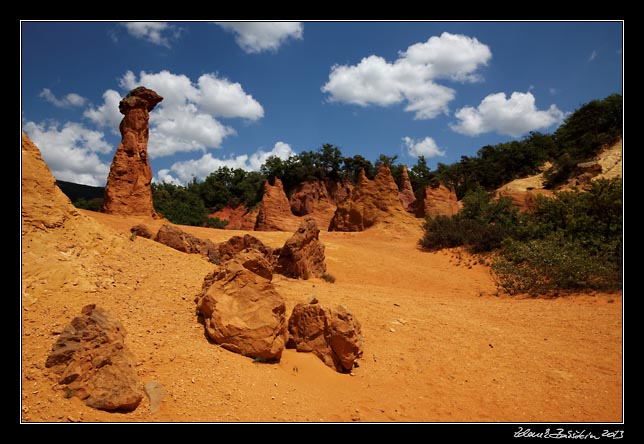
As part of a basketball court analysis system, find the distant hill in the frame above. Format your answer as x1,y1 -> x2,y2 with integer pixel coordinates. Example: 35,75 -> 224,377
56,180 -> 104,203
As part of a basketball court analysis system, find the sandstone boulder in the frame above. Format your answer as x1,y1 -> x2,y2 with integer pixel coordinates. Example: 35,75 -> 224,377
398,165 -> 416,211
130,224 -> 154,239
103,87 -> 163,216
413,184 -> 462,218
195,262 -> 288,361
329,165 -> 410,231
287,302 -> 363,373
154,224 -> 219,263
276,218 -> 326,279
218,234 -> 274,262
45,304 -> 143,412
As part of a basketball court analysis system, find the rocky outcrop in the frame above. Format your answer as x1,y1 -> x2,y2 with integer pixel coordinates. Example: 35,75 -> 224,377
276,218 -> 326,279
21,132 -> 80,232
45,304 -> 143,412
209,205 -> 259,231
414,184 -> 462,218
570,161 -> 603,188
290,181 -> 330,216
326,180 -> 353,205
195,261 -> 288,361
398,166 -> 416,211
287,301 -> 363,373
495,188 -> 554,213
329,165 -> 410,231
154,224 -> 219,263
255,178 -> 300,232
103,87 -> 163,216
289,180 -> 353,230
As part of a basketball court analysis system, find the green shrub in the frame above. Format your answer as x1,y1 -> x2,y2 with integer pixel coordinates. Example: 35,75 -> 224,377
73,197 -> 104,212
204,217 -> 229,229
491,234 -> 622,296
420,186 -> 528,253
419,215 -> 468,251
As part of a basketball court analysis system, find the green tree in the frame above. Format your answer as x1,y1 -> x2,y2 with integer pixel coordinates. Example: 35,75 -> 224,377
319,143 -> 344,182
409,156 -> 436,199
343,154 -> 375,182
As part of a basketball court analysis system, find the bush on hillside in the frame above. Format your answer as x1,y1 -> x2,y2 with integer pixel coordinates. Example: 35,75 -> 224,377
419,186 -> 528,253
491,234 -> 622,296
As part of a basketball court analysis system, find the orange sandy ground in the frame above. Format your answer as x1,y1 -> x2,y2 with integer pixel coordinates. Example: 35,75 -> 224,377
21,210 -> 622,424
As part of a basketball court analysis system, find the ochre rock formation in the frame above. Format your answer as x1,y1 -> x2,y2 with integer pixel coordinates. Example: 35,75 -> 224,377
209,205 -> 259,231
195,261 -> 288,361
289,180 -> 352,230
495,188 -> 554,213
255,178 -> 300,232
276,218 -> 326,279
413,184 -> 462,218
45,304 -> 143,412
398,165 -> 416,211
329,164 -> 410,231
103,87 -> 163,216
21,132 -> 80,232
287,301 -> 364,373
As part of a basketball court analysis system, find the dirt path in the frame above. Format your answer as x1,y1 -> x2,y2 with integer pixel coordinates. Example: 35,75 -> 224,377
21,211 -> 622,424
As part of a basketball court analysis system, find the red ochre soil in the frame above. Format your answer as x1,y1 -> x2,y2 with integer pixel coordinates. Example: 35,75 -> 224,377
21,209 -> 622,423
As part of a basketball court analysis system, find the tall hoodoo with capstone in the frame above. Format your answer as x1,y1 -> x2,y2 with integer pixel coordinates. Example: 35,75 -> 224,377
103,87 -> 163,216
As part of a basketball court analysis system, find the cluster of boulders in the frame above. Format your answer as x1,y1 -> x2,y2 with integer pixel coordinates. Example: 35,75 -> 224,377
192,217 -> 363,371
141,217 -> 328,279
45,217 -> 363,414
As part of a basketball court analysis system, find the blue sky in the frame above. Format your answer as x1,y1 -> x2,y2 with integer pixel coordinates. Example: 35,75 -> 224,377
21,21 -> 623,186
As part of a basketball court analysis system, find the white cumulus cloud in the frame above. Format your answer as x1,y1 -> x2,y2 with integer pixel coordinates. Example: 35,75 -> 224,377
402,136 -> 446,158
22,120 -> 112,186
215,22 -> 303,54
450,91 -> 565,138
84,69 -> 264,158
121,22 -> 182,48
83,89 -> 123,134
39,88 -> 87,108
196,74 -> 264,120
322,32 -> 491,120
158,141 -> 296,184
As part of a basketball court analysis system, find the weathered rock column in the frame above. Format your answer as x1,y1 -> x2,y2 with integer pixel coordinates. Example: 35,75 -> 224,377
103,87 -> 163,216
